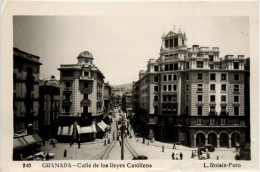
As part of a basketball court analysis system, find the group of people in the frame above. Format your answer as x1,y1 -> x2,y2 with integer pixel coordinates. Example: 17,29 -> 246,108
172,152 -> 183,160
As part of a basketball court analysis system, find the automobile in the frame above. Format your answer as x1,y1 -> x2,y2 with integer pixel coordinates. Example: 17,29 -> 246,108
132,155 -> 148,160
198,144 -> 215,153
205,144 -> 215,152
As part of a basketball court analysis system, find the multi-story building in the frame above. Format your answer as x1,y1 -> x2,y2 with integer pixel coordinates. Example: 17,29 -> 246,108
57,51 -> 105,141
13,48 -> 42,133
39,76 -> 60,140
104,82 -> 112,116
133,29 -> 249,148
122,92 -> 133,113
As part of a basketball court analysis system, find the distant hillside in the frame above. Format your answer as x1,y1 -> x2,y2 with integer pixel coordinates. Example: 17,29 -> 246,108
111,83 -> 132,91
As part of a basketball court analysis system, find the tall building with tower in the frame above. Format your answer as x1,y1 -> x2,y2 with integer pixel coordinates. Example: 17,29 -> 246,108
133,29 -> 249,148
58,51 -> 106,141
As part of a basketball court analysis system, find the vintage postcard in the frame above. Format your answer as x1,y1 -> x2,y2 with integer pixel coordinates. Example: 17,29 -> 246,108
1,1 -> 259,171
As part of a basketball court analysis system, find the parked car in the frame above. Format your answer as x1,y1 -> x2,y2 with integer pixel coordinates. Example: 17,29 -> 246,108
133,155 -> 148,160
198,144 -> 215,153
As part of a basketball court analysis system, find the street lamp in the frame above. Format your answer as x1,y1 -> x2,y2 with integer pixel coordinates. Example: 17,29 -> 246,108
121,115 -> 125,160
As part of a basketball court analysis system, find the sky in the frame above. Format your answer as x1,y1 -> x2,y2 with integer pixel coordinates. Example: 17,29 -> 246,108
13,16 -> 249,85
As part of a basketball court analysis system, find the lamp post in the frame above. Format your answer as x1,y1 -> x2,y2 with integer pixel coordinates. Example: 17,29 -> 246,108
121,115 -> 125,160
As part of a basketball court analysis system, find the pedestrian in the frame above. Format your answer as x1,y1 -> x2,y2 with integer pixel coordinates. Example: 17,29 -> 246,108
78,142 -> 81,149
171,152 -> 175,160
173,142 -> 176,149
53,141 -> 56,148
191,150 -> 194,158
104,139 -> 107,146
180,152 -> 183,160
162,145 -> 164,152
143,137 -> 145,144
43,140 -> 45,146
194,150 -> 197,157
236,142 -> 239,152
147,140 -> 149,146
64,149 -> 67,157
46,152 -> 50,160
108,138 -> 110,144
50,139 -> 53,145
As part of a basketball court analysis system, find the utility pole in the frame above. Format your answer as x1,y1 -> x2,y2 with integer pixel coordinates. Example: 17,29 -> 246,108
121,115 -> 125,160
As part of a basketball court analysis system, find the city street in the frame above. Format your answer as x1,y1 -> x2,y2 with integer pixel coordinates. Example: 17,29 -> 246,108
41,107 -> 237,160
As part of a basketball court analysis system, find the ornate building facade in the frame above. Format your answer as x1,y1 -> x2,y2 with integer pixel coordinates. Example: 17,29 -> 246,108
58,51 -> 105,141
133,30 -> 249,148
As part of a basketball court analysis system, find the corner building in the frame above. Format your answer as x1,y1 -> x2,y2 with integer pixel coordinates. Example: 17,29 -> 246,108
133,30 -> 249,148
58,51 -> 105,141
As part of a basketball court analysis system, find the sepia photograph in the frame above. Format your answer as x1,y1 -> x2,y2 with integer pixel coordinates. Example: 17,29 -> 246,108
1,1 -> 259,171
12,15 -> 251,161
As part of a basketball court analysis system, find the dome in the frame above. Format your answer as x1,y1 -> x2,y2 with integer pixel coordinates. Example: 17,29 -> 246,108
77,51 -> 93,59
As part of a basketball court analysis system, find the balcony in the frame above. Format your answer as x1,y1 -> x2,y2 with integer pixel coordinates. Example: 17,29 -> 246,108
81,87 -> 92,93
208,111 -> 217,116
63,98 -> 72,104
220,111 -> 229,116
81,98 -> 91,106
79,76 -> 94,81
64,87 -> 72,92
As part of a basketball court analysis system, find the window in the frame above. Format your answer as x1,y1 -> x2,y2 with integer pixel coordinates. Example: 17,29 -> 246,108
210,106 -> 215,112
197,61 -> 203,68
163,95 -> 167,101
221,73 -> 227,80
198,95 -> 203,102
173,85 -> 177,91
209,118 -> 215,125
234,85 -> 239,92
197,118 -> 202,124
186,74 -> 189,80
163,75 -> 167,81
210,73 -> 216,80
153,85 -> 158,92
169,39 -> 173,47
197,84 -> 203,91
84,82 -> 88,88
84,93 -> 88,99
168,85 -> 172,91
234,119 -> 239,124
165,40 -> 169,48
163,85 -> 167,91
221,84 -> 227,91
173,75 -> 177,80
154,76 -> 159,82
197,106 -> 202,116
198,73 -> 203,80
186,85 -> 189,91
154,66 -> 159,72
165,65 -> 169,71
221,95 -> 226,102
234,74 -> 239,81
210,84 -> 215,91
174,54 -> 178,59
186,95 -> 189,102
65,93 -> 70,99
84,71 -> 89,76
66,81 -> 71,88
234,96 -> 239,102
185,106 -> 189,115
234,106 -> 239,116
168,75 -> 172,81
234,62 -> 239,69
169,64 -> 173,71
220,118 -> 226,125
210,95 -> 215,102
174,64 -> 178,70
174,38 -> 178,46
173,95 -> 177,101
186,62 -> 190,69
154,96 -> 158,102
209,55 -> 214,61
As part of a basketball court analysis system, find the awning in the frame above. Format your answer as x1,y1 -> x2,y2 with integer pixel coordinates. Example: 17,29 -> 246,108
57,126 -> 73,136
80,125 -> 97,134
100,120 -> 108,129
13,137 -> 27,151
13,134 -> 42,151
96,123 -> 105,132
